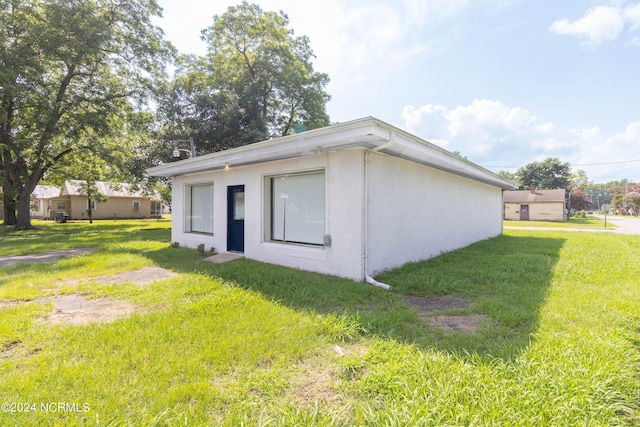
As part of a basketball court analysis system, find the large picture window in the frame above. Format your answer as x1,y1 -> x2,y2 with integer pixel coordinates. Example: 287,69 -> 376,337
269,171 -> 324,245
185,183 -> 213,234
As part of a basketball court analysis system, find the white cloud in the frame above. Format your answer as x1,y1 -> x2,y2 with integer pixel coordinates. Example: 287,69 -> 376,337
607,121 -> 640,145
627,36 -> 640,45
569,126 -> 601,142
400,99 -> 640,182
445,99 -> 537,138
624,3 -> 640,30
550,3 -> 640,46
571,122 -> 640,180
550,5 -> 625,45
401,99 -> 564,162
269,0 -> 513,89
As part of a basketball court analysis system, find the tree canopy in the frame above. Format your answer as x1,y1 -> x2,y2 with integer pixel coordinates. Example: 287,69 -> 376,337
568,186 -> 594,212
515,157 -> 572,190
0,0 -> 173,229
157,1 -> 331,154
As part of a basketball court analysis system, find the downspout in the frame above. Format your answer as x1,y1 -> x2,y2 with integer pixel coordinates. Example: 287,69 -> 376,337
366,275 -> 392,291
363,134 -> 394,291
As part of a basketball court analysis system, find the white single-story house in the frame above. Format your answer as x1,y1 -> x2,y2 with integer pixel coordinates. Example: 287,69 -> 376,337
147,117 -> 515,282
503,187 -> 568,221
30,185 -> 60,218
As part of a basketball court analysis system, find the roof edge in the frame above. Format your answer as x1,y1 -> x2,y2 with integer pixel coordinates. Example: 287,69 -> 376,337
147,116 -> 515,190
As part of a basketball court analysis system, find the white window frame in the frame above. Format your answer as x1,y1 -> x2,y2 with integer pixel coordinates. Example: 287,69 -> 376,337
185,183 -> 214,235
264,170 -> 325,246
132,200 -> 140,211
88,200 -> 97,210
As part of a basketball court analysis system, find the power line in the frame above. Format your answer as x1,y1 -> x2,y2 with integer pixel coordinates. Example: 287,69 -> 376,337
572,159 -> 640,167
483,159 -> 640,169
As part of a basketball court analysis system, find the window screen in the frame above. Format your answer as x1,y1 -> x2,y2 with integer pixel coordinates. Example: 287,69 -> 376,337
271,171 -> 324,245
186,183 -> 213,234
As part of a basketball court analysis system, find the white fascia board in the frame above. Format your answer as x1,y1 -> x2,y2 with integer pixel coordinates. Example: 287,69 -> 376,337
146,116 -> 515,190
146,117 -> 388,178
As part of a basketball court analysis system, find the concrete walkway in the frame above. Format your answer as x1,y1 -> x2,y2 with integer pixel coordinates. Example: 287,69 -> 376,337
204,252 -> 245,264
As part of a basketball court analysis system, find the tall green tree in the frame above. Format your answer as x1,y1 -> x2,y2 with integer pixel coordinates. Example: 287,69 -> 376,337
515,157 -> 571,190
158,1 -> 331,153
0,0 -> 172,229
570,169 -> 591,190
497,170 -> 518,186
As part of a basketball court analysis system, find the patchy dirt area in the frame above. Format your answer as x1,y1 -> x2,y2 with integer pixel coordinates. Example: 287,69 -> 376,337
0,301 -> 20,310
429,314 -> 488,333
1,261 -> 179,325
63,266 -> 179,287
0,248 -> 95,267
37,266 -> 179,324
96,266 -> 179,286
34,295 -> 136,325
1,341 -> 23,359
291,343 -> 368,410
403,295 -> 486,333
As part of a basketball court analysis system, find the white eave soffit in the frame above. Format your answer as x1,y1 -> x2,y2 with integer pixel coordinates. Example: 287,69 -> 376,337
146,117 -> 514,189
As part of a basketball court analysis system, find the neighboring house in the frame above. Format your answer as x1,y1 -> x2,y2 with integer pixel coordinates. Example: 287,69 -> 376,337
503,187 -> 568,221
47,180 -> 162,220
147,117 -> 515,282
30,185 -> 61,219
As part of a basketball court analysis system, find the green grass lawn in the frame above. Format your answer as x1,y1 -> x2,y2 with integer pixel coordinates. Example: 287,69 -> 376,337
504,216 -> 612,228
1,220 -> 639,426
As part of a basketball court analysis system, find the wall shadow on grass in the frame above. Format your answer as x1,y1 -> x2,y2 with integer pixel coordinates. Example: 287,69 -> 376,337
0,220 -> 170,257
141,233 -> 565,361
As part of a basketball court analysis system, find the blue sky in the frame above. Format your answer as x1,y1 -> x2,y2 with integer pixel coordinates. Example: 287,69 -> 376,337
155,0 -> 640,183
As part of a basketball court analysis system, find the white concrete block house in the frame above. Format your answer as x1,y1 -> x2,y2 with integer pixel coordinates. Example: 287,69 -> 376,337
147,117 -> 514,282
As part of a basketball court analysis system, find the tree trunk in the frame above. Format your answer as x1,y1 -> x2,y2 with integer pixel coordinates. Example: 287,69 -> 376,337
87,198 -> 93,224
2,190 -> 16,226
3,205 -> 16,226
14,178 -> 39,230
15,191 -> 33,230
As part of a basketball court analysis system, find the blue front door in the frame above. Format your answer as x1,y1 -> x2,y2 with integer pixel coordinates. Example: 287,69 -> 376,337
227,185 -> 245,252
